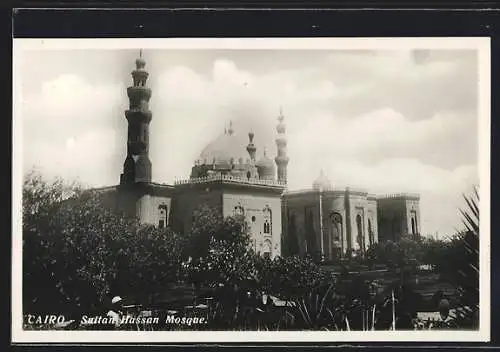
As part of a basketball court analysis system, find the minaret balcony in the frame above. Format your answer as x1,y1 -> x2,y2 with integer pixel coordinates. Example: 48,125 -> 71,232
127,86 -> 152,101
125,109 -> 152,123
275,138 -> 287,147
275,155 -> 289,164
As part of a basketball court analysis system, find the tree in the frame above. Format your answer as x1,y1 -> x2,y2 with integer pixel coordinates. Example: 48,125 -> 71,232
23,170 -> 187,320
183,205 -> 253,287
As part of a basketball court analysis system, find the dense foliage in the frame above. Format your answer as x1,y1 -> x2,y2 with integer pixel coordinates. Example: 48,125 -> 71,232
22,170 -> 479,331
23,171 -> 186,317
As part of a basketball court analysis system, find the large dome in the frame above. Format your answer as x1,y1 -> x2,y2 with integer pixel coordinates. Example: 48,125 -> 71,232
197,130 -> 250,166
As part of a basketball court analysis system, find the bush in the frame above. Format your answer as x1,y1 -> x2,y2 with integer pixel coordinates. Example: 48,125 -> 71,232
23,171 -> 187,318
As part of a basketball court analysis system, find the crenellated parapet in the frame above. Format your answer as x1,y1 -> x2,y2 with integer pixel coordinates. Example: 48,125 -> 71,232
377,193 -> 420,200
174,174 -> 287,187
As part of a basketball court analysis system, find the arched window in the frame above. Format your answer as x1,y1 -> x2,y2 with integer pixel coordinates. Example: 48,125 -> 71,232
158,204 -> 168,229
368,219 -> 374,246
288,213 -> 299,255
234,205 -> 244,217
356,214 -> 363,250
411,218 -> 416,235
263,206 -> 272,235
330,213 -> 343,260
263,239 -> 272,259
331,213 -> 342,241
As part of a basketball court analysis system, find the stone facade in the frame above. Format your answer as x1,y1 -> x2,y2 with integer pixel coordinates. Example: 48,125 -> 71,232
282,188 -> 419,259
377,194 -> 421,242
283,188 -> 378,259
93,53 -> 421,261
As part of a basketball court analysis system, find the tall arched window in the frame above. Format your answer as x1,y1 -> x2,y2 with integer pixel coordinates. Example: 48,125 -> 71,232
263,206 -> 272,235
356,214 -> 363,250
158,204 -> 168,229
368,219 -> 374,246
330,213 -> 343,260
410,210 -> 418,236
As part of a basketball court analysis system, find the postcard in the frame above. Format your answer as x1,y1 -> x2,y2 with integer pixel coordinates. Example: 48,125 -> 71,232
12,37 -> 490,343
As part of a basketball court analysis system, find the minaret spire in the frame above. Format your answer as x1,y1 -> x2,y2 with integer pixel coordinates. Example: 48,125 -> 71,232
275,107 -> 289,184
120,50 -> 153,185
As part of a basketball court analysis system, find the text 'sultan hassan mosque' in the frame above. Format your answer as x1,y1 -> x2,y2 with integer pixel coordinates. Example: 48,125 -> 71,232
97,53 -> 421,260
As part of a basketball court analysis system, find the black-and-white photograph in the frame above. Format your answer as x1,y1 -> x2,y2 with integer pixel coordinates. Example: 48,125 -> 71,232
12,38 -> 490,343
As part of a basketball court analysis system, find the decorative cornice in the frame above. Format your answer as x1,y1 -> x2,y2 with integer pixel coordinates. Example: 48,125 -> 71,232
377,193 -> 420,200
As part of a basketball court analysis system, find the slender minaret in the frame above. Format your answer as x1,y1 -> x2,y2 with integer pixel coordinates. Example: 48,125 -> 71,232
275,107 -> 289,184
120,50 -> 153,185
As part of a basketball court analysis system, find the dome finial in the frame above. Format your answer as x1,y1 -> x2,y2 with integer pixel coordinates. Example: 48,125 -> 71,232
228,120 -> 234,135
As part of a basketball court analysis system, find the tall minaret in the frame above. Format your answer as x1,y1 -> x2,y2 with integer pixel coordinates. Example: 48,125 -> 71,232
120,50 -> 153,185
275,107 -> 289,184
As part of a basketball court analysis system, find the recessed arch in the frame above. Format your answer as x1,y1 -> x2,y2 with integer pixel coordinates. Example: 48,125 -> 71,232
368,218 -> 374,246
329,212 -> 343,260
356,214 -> 363,250
158,203 -> 168,229
263,205 -> 272,235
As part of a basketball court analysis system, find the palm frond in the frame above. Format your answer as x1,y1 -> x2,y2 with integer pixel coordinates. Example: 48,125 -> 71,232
448,185 -> 480,329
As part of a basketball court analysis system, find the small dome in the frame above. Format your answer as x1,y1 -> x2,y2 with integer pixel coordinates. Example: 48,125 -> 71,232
256,151 -> 276,180
313,170 -> 332,190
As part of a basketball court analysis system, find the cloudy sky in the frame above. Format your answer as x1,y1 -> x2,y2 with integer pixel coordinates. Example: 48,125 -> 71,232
16,44 -> 481,237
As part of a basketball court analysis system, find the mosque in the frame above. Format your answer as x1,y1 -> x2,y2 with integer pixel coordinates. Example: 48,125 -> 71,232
97,53 -> 421,261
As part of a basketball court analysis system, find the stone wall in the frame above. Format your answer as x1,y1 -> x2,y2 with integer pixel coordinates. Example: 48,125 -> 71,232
170,186 -> 224,235
377,197 -> 411,241
222,191 -> 282,259
282,189 -> 379,258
